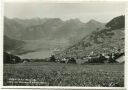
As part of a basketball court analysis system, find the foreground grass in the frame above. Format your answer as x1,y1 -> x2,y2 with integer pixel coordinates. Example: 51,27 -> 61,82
3,62 -> 124,86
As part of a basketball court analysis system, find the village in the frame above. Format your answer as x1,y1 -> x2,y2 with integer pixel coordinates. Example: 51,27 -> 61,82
4,47 -> 124,64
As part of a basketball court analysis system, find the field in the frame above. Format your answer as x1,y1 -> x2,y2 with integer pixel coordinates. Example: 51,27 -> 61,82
3,62 -> 124,87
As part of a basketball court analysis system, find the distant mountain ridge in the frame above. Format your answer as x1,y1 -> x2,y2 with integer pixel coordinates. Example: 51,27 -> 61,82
4,17 -> 105,40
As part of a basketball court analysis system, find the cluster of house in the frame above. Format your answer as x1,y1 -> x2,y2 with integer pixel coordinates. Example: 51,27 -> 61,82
54,49 -> 124,64
55,57 -> 76,64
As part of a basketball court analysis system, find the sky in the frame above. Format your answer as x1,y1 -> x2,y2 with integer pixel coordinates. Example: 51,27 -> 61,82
4,1 -> 126,23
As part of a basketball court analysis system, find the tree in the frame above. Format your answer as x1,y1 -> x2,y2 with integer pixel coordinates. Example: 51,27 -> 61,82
98,54 -> 106,63
108,53 -> 116,63
4,52 -> 21,64
67,57 -> 76,64
50,55 -> 56,62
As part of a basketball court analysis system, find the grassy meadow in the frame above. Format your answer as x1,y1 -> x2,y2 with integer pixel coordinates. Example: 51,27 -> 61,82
3,62 -> 124,87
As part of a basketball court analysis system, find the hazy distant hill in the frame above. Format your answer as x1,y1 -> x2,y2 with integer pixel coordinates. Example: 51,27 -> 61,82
4,35 -> 25,54
4,17 -> 49,40
4,35 -> 48,56
55,15 -> 125,59
4,17 -> 105,58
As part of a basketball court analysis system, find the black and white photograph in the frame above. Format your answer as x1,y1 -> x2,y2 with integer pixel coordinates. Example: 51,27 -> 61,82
3,1 -> 125,87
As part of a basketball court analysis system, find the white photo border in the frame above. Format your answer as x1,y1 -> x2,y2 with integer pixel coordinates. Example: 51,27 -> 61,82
0,0 -> 128,89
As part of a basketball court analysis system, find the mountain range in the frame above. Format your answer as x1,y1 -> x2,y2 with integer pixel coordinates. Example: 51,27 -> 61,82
4,17 -> 105,59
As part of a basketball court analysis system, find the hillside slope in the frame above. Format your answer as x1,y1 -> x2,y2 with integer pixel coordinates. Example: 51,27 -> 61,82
55,15 -> 125,59
4,35 -> 25,54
